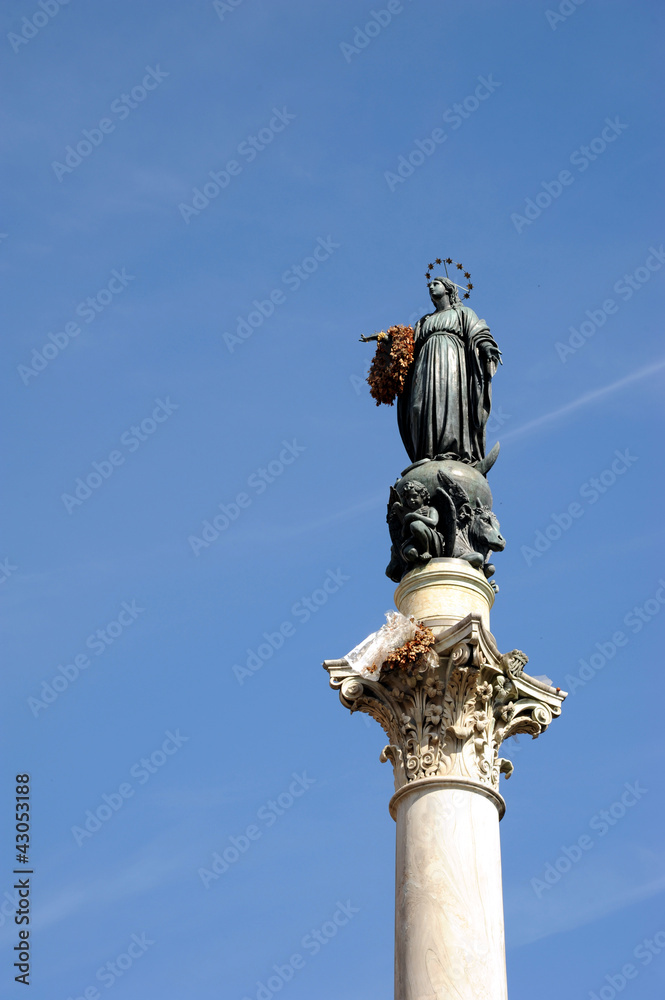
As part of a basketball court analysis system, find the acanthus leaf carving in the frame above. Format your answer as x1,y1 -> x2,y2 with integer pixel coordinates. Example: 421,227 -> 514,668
324,615 -> 565,793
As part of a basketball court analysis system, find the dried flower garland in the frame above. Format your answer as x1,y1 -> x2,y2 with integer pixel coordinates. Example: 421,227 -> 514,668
381,622 -> 437,674
366,324 -> 415,406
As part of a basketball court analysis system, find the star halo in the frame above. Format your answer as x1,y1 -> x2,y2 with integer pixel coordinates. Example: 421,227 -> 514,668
425,257 -> 473,299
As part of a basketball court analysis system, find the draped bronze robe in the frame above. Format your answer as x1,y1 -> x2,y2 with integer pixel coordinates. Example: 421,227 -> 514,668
397,306 -> 499,464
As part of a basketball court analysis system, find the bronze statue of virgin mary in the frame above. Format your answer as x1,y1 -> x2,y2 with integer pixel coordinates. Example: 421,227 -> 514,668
397,276 -> 501,467
362,267 -> 506,583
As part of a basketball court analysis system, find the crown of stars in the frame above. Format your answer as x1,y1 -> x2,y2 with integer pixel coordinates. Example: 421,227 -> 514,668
425,257 -> 473,299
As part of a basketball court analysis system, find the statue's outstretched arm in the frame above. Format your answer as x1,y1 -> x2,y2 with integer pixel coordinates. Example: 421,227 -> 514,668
359,330 -> 390,343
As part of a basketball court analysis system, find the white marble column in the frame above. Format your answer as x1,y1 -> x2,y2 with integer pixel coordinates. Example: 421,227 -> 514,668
392,779 -> 507,1000
324,558 -> 565,1000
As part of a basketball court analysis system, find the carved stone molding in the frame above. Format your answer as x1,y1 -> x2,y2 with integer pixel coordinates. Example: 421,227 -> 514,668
324,613 -> 565,795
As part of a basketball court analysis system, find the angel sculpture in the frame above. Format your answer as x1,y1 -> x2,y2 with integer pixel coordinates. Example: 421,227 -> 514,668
386,481 -> 446,581
386,471 -> 505,583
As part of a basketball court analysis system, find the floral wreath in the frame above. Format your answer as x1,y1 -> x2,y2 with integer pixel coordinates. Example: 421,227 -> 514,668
425,257 -> 473,300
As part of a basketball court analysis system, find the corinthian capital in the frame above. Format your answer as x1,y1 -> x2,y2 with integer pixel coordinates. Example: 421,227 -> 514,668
324,613 -> 565,795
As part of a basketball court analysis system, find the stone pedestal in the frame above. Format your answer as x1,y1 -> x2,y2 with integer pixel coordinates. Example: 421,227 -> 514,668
394,557 -> 495,632
324,558 -> 565,1000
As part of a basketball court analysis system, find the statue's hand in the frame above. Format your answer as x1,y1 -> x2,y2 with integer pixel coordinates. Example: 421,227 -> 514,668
359,330 -> 389,343
481,346 -> 502,376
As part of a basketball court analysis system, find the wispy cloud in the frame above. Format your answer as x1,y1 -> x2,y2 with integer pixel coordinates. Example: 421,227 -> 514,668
13,830 -> 194,937
279,493 -> 385,537
503,357 -> 665,443
506,851 -> 665,949
0,837 -> 194,986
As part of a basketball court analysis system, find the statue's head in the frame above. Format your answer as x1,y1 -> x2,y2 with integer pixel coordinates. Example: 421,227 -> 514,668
401,481 -> 430,510
428,276 -> 461,307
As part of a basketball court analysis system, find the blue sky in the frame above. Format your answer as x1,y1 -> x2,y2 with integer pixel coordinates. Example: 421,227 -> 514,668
2,0 -> 664,997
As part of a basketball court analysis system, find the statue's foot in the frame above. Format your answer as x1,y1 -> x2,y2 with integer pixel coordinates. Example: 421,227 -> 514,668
417,550 -> 432,562
402,545 -> 418,562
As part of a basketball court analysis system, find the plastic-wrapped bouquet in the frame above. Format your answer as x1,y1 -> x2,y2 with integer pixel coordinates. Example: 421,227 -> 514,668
344,612 -> 437,679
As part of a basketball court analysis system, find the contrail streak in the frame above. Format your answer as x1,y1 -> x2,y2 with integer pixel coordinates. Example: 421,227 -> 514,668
502,357 -> 665,442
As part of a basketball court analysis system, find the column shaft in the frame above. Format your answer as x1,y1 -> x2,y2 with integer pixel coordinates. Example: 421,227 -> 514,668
393,782 -> 508,1000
